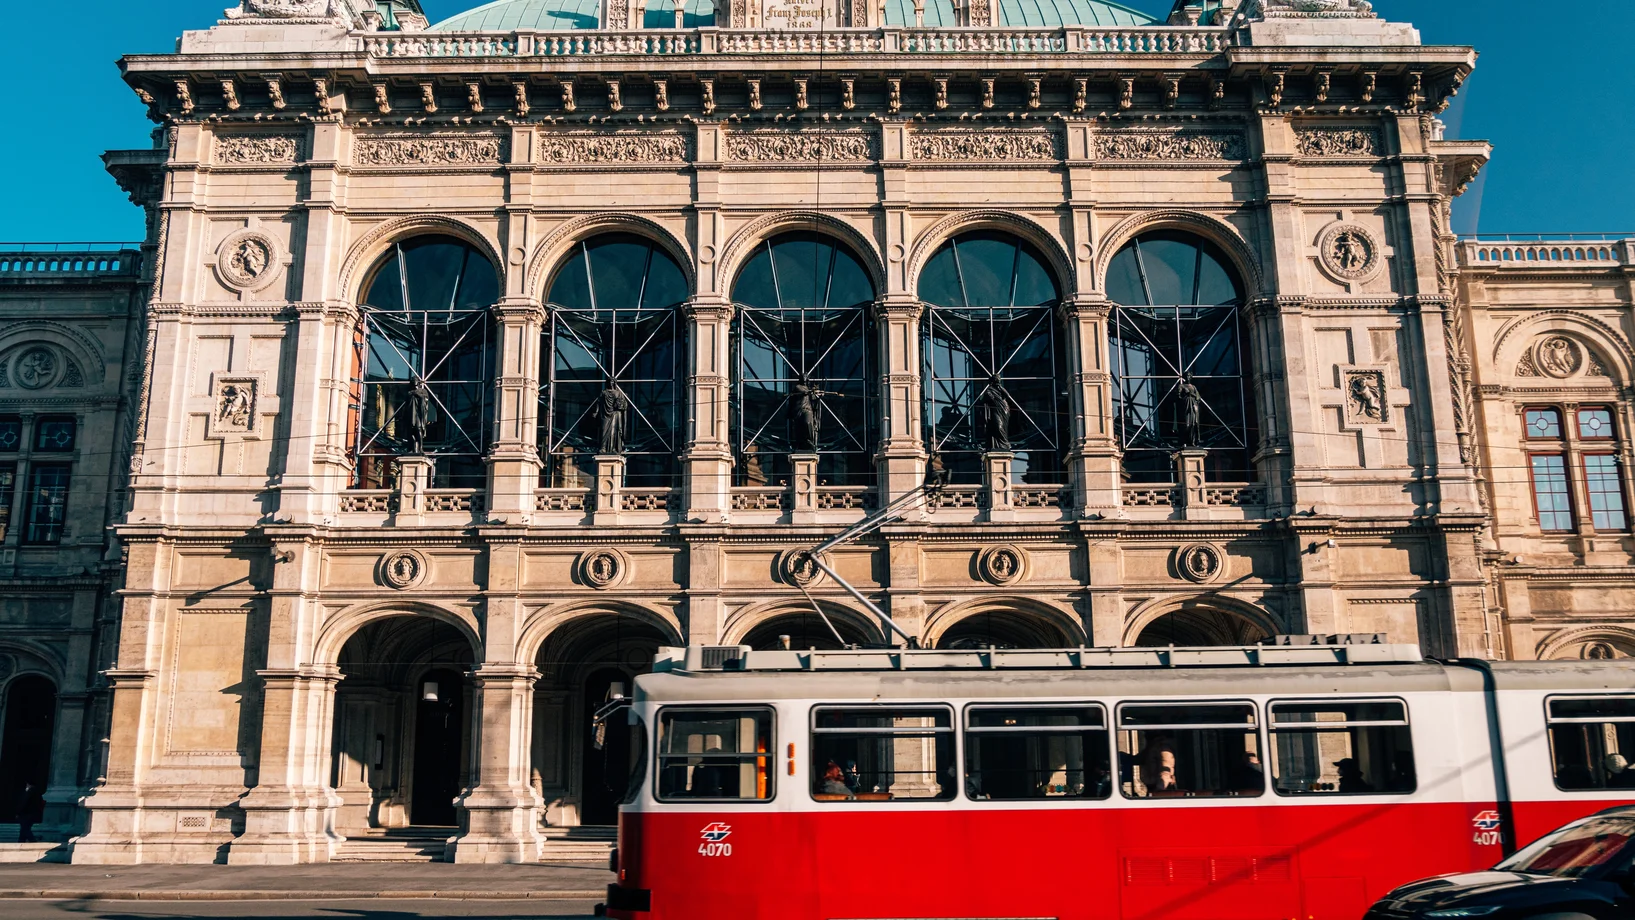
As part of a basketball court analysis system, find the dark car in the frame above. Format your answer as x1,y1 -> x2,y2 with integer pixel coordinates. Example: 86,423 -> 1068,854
1367,806 -> 1635,920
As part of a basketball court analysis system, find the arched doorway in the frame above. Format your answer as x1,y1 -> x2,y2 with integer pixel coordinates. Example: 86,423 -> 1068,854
1133,606 -> 1271,647
534,612 -> 675,826
330,617 -> 477,832
740,609 -> 880,651
934,608 -> 1076,650
0,675 -> 56,824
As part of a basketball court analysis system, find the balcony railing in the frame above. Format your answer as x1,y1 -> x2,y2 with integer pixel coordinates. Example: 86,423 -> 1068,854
0,243 -> 142,278
1459,237 -> 1631,267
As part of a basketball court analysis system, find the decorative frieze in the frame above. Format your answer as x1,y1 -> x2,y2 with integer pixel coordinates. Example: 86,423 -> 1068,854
910,130 -> 1057,161
214,134 -> 302,165
1095,130 -> 1245,161
354,133 -> 506,167
537,132 -> 689,164
726,130 -> 874,162
1295,127 -> 1380,157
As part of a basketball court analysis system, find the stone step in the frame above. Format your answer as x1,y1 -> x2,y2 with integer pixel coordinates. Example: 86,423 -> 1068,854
332,834 -> 450,863
0,842 -> 68,864
539,825 -> 616,863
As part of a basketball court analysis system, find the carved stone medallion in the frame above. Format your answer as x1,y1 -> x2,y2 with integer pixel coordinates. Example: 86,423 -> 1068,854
216,230 -> 282,292
1316,222 -> 1382,283
215,380 -> 256,432
1343,369 -> 1389,425
379,549 -> 430,590
580,548 -> 630,589
977,544 -> 1029,587
1176,543 -> 1224,584
1534,335 -> 1583,379
778,549 -> 828,588
13,347 -> 59,389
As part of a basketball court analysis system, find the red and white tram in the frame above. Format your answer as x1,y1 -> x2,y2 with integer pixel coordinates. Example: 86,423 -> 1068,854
597,644 -> 1635,920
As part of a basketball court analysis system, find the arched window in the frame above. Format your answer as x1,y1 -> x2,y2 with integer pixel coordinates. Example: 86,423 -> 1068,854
1107,231 -> 1255,483
352,236 -> 499,489
731,232 -> 878,487
920,231 -> 1065,483
542,234 -> 688,488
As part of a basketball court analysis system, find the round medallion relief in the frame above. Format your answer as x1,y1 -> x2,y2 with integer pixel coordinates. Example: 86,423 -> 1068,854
778,549 -> 828,588
1534,335 -> 1584,379
977,544 -> 1029,587
1316,223 -> 1382,283
580,548 -> 630,589
1176,543 -> 1225,584
216,230 -> 282,292
379,549 -> 430,590
13,347 -> 59,389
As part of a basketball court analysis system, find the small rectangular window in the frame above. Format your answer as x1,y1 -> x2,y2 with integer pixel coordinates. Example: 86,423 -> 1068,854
1546,696 -> 1635,793
1268,700 -> 1416,796
33,417 -> 77,452
23,464 -> 70,545
1578,407 -> 1616,440
1526,407 -> 1563,439
1531,454 -> 1575,531
965,705 -> 1112,801
812,706 -> 954,802
655,707 -> 774,802
1117,702 -> 1262,799
0,461 -> 15,540
0,417 -> 20,452
1583,455 -> 1628,531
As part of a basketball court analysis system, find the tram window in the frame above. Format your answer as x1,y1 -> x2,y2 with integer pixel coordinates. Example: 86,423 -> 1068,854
810,707 -> 955,802
965,706 -> 1112,801
1546,696 -> 1635,792
1268,700 -> 1415,796
655,708 -> 774,802
1116,703 -> 1263,799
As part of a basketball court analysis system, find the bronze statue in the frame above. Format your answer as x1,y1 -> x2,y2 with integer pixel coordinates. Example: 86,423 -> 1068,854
790,375 -> 836,452
980,376 -> 1012,452
1177,377 -> 1202,447
408,378 -> 434,454
595,383 -> 630,455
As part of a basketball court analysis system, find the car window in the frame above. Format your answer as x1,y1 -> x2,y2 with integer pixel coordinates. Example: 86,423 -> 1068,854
1545,695 -> 1635,792
1496,816 -> 1635,878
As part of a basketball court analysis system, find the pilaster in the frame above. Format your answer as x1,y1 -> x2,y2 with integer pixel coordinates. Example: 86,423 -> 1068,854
447,664 -> 545,864
488,300 -> 547,522
684,298 -> 734,522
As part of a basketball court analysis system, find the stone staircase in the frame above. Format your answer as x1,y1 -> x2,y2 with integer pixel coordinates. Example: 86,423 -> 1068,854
540,825 -> 616,863
332,828 -> 452,862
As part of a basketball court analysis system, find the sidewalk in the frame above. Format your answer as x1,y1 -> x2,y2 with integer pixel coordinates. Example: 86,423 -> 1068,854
0,862 -> 614,900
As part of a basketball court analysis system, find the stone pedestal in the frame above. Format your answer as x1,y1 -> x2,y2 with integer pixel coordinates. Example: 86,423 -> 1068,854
593,455 -> 625,526
983,452 -> 1015,522
790,453 -> 819,525
393,455 -> 434,526
1174,449 -> 1209,522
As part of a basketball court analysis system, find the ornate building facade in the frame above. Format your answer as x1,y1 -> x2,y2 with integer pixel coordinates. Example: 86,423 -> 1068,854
15,0 -> 1624,862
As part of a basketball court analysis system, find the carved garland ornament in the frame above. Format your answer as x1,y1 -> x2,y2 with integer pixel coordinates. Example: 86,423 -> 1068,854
1316,222 -> 1382,283
910,131 -> 1057,162
1295,127 -> 1380,158
1096,131 -> 1245,161
354,134 -> 505,167
215,229 -> 282,292
215,134 -> 302,166
977,544 -> 1029,587
1176,543 -> 1225,584
580,548 -> 630,589
379,549 -> 430,590
726,131 -> 874,162
537,133 -> 689,164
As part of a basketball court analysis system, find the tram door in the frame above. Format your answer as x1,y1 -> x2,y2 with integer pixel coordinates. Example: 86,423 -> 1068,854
411,669 -> 465,826
581,668 -> 631,826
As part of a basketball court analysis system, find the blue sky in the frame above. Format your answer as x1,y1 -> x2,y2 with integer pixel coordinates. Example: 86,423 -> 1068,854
2,0 -> 1629,242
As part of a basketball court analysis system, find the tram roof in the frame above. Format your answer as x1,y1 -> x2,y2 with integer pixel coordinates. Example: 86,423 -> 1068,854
657,644 -> 1429,674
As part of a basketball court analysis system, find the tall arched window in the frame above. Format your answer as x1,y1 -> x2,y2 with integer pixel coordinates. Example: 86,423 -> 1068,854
1107,231 -> 1255,482
731,232 -> 878,487
920,231 -> 1065,483
542,234 -> 688,488
352,235 -> 499,489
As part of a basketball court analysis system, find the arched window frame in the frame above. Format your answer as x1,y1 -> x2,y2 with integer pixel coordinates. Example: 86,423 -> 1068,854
350,235 -> 499,490
918,231 -> 1067,484
540,234 -> 689,489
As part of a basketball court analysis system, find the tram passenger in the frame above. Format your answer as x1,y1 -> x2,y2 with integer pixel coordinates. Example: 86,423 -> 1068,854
1336,758 -> 1373,794
1138,735 -> 1179,796
819,761 -> 854,798
1231,750 -> 1265,794
1606,754 -> 1635,789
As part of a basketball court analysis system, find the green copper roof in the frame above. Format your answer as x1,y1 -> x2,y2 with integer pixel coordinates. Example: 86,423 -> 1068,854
432,0 -> 1155,30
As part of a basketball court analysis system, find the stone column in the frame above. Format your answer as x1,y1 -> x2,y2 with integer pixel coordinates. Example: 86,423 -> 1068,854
448,664 -> 545,864
594,455 -> 626,525
983,452 -> 1015,522
227,667 -> 343,865
488,301 -> 546,523
1060,297 -> 1120,517
393,455 -> 434,525
790,453 -> 819,524
683,298 -> 734,522
876,298 -> 927,508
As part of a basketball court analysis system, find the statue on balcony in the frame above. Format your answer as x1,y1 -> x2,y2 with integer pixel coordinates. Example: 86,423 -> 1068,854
1178,377 -> 1203,448
980,376 -> 1012,452
595,383 -> 630,456
407,378 -> 435,455
790,375 -> 837,453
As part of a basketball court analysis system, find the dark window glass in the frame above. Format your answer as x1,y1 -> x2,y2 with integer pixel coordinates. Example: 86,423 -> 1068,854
1583,455 -> 1628,531
0,461 -> 15,540
1107,232 -> 1255,483
543,234 -> 687,489
1526,407 -> 1563,439
1117,703 -> 1262,799
1547,696 -> 1635,792
0,417 -> 20,452
23,463 -> 70,544
1531,454 -> 1575,531
1578,407 -> 1615,440
812,707 -> 955,802
1496,816 -> 1635,878
1268,701 -> 1416,795
731,233 -> 877,487
965,706 -> 1111,801
655,708 -> 773,802
352,236 -> 498,489
920,232 -> 1065,485
33,417 -> 76,452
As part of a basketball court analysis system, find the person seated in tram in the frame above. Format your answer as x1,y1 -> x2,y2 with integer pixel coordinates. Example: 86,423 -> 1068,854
1231,750 -> 1265,794
819,761 -> 854,799
695,744 -> 733,797
1605,753 -> 1635,789
1336,757 -> 1374,794
1138,736 -> 1180,796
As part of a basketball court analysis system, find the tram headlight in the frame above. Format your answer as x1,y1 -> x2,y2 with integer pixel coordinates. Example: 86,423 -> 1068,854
1424,908 -> 1501,918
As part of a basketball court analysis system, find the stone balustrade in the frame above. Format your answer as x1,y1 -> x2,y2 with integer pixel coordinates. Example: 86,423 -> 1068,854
1460,237 -> 1632,267
0,246 -> 141,278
